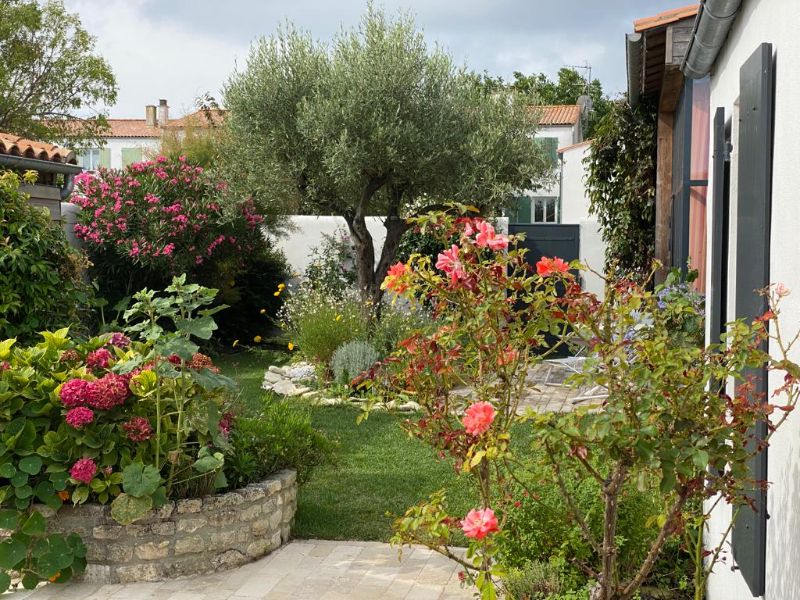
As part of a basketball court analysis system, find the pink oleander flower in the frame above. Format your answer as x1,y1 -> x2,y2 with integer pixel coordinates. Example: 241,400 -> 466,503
0,361 -> 9,372
461,508 -> 499,540
463,401 -> 495,436
106,332 -> 131,348
122,416 -> 153,442
536,256 -> 570,277
86,348 -> 112,370
382,262 -> 411,294
162,243 -> 175,257
65,406 -> 94,429
89,373 -> 130,410
70,458 -> 98,485
436,245 -> 466,283
475,221 -> 509,251
59,378 -> 100,408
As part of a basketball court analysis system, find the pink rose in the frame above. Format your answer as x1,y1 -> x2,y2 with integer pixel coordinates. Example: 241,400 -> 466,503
536,257 -> 570,277
461,507 -> 499,540
70,458 -> 98,485
775,283 -> 791,297
65,406 -> 94,429
475,221 -> 508,251
435,245 -> 466,283
463,401 -> 495,436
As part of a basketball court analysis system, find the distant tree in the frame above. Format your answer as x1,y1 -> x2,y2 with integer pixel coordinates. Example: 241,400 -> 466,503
476,68 -> 611,137
223,6 -> 552,305
0,0 -> 116,146
159,94 -> 224,169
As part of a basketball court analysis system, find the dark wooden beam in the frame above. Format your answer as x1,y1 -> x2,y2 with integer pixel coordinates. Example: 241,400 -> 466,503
654,110 -> 674,284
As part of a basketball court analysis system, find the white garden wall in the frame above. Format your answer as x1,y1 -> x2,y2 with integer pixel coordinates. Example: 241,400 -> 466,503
704,0 -> 800,598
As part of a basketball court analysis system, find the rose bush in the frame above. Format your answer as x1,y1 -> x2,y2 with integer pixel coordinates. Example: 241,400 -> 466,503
369,207 -> 800,600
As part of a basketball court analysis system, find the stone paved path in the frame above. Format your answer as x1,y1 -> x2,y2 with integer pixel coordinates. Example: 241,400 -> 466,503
12,540 -> 473,600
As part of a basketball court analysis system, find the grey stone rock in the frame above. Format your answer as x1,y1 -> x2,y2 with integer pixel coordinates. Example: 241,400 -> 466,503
176,517 -> 207,533
174,536 -> 205,555
135,540 -> 171,560
246,539 -> 271,558
176,498 -> 202,514
211,549 -> 247,570
263,370 -> 284,384
272,379 -> 298,396
268,365 -> 286,375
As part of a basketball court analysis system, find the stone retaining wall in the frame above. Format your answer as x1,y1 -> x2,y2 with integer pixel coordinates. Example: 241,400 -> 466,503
41,469 -> 297,583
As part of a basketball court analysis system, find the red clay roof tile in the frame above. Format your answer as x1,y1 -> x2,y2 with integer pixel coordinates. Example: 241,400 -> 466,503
634,4 -> 699,33
0,132 -> 77,164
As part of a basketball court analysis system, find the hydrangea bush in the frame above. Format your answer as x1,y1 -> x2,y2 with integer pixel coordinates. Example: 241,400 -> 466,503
370,207 -> 800,600
0,277 -> 238,591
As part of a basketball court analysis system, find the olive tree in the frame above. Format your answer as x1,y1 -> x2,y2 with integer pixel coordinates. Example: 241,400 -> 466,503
223,6 -> 551,304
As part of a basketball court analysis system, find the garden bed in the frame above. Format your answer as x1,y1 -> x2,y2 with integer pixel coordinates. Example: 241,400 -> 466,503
39,470 -> 297,584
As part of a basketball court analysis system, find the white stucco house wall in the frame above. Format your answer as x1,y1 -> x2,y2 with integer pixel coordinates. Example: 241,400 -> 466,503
698,1 -> 800,596
558,140 -> 606,297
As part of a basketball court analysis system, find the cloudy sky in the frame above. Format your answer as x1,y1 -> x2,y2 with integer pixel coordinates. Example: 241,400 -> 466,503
63,0 -> 679,119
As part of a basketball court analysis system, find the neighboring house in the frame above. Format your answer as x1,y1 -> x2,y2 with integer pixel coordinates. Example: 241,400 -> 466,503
627,1 -> 800,598
0,132 -> 81,222
508,104 -> 585,224
75,99 -> 224,170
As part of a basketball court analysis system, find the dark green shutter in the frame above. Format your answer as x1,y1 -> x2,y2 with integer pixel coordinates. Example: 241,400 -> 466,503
99,148 -> 111,168
537,137 -> 559,166
121,147 -> 143,167
709,107 -> 728,346
511,196 -> 531,224
731,42 -> 774,598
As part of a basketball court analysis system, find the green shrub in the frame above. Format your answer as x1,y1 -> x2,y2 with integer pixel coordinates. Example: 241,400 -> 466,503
0,170 -> 93,342
304,228 -> 357,297
370,302 -> 432,356
331,340 -> 380,385
279,283 -> 368,367
225,397 -> 333,488
501,561 -> 565,600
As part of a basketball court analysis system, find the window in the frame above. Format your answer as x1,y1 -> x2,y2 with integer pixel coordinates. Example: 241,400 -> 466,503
533,197 -> 559,223
79,149 -> 101,171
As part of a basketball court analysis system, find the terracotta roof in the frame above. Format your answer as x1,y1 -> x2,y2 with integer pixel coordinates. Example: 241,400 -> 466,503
104,119 -> 162,138
165,109 -> 226,129
557,139 -> 593,154
532,105 -> 582,126
0,132 -> 77,164
634,4 -> 699,32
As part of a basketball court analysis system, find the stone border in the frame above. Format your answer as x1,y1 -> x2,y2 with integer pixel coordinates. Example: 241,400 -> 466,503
40,469 -> 297,583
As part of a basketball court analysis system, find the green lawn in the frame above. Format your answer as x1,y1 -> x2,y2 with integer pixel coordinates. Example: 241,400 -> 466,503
215,350 -> 475,541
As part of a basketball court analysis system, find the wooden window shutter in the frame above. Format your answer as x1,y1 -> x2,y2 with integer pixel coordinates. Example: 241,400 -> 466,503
99,148 -> 111,168
536,137 -> 559,166
731,42 -> 774,597
121,147 -> 143,167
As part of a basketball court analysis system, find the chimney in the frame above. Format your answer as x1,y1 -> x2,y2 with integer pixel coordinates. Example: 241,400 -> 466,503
145,104 -> 157,127
157,99 -> 169,127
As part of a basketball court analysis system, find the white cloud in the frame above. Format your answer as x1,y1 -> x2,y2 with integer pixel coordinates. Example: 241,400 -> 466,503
63,0 -> 247,118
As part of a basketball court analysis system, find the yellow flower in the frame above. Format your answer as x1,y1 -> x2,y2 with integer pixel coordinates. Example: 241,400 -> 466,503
278,283 -> 286,290
260,308 -> 266,315
273,291 -> 281,297
232,339 -> 239,348
335,314 -> 343,322
253,335 -> 262,343
288,342 -> 295,351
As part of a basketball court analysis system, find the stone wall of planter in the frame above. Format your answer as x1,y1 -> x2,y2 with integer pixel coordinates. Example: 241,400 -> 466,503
39,469 -> 297,583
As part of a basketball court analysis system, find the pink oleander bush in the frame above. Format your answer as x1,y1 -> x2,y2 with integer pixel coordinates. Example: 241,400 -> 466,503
71,156 -> 288,340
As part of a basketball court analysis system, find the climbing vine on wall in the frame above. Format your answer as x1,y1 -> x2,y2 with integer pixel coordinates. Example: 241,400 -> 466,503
584,97 -> 657,280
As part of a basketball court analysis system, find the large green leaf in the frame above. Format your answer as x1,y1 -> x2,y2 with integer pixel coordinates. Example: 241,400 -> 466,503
0,538 -> 26,569
18,456 -> 42,475
20,512 -> 46,536
110,493 -> 152,525
0,509 -> 19,530
121,463 -> 161,498
0,571 -> 11,593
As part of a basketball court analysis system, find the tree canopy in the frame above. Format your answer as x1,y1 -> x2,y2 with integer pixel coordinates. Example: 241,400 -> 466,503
476,67 -> 612,137
223,6 -> 552,304
0,0 -> 116,147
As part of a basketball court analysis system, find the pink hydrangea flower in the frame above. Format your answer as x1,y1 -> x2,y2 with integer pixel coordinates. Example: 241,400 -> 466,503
219,412 -> 235,438
59,378 -> 100,408
463,401 -> 495,436
121,416 -> 153,442
435,245 -> 466,283
461,507 -> 499,540
89,373 -> 130,410
106,332 -> 131,348
70,458 -> 98,485
86,348 -> 112,370
65,406 -> 94,429
474,221 -> 509,251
